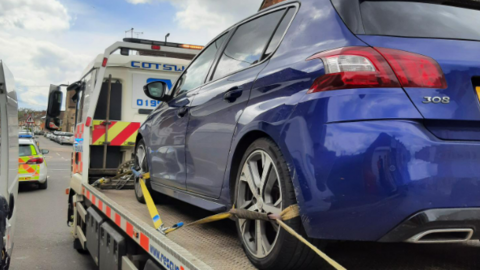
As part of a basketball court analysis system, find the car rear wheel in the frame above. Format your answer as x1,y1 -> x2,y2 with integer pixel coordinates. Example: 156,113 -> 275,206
39,179 -> 48,190
234,138 -> 323,270
134,139 -> 152,204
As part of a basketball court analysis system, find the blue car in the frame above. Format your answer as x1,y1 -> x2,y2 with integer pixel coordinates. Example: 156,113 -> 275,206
136,0 -> 480,269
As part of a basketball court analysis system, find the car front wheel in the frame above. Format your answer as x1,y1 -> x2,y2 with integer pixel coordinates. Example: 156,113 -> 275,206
234,138 -> 322,270
134,139 -> 154,204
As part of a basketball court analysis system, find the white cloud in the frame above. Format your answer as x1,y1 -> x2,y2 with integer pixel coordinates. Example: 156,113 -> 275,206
0,32 -> 90,109
126,0 -> 261,37
173,0 -> 260,36
0,0 -> 71,31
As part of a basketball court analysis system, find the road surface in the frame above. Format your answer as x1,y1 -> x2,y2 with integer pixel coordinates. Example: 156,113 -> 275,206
11,136 -> 96,270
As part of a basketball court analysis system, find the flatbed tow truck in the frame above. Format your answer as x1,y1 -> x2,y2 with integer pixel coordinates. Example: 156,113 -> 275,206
43,34 -> 480,270
45,39 -> 260,270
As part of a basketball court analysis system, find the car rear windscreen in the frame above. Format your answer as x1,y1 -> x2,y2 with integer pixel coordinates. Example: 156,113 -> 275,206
19,145 -> 33,156
359,1 -> 480,41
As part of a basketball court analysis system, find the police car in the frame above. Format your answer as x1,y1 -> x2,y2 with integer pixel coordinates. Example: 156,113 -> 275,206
18,137 -> 49,189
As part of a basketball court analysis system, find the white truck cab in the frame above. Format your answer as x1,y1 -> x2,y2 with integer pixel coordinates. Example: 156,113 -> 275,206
0,61 -> 19,270
45,39 -> 206,269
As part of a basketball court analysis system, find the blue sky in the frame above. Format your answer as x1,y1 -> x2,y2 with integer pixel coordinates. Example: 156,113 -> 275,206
0,0 -> 262,109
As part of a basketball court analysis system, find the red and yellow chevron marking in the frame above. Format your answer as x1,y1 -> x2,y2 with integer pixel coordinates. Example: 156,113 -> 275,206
91,120 -> 140,146
73,123 -> 85,175
18,155 -> 40,181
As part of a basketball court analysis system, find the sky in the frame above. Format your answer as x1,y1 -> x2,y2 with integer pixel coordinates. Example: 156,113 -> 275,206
0,0 -> 262,110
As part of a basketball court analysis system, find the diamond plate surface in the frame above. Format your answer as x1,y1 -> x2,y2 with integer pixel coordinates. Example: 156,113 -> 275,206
103,190 -> 256,270
104,190 -> 480,270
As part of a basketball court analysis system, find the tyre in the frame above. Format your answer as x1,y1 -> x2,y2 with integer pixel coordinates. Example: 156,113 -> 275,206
38,179 -> 48,190
134,139 -> 152,204
73,238 -> 88,255
234,138 -> 323,270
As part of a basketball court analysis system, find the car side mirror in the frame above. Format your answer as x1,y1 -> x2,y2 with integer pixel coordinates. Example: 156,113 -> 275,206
41,149 -> 49,155
143,81 -> 167,101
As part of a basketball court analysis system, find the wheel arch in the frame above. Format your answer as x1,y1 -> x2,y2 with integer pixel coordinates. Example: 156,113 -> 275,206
135,132 -> 143,147
228,130 -> 277,202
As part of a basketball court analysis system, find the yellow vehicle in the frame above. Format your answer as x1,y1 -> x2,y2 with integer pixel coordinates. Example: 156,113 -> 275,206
18,138 -> 49,189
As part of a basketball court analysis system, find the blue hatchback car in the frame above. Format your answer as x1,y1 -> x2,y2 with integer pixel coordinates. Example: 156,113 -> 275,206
136,0 -> 480,269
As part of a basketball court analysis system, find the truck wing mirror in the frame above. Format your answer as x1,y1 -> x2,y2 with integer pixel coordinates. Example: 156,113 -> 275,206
47,89 -> 63,117
143,81 -> 167,101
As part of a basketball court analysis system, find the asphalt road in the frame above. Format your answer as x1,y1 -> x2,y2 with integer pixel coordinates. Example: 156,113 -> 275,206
11,137 -> 96,270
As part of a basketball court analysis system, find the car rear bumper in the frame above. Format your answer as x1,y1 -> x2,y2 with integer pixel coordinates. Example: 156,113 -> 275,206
379,208 -> 480,243
288,120 -> 480,242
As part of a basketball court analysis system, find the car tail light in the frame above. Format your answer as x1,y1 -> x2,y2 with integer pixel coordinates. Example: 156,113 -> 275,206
307,46 -> 447,93
307,47 -> 400,93
375,47 -> 447,89
151,45 -> 161,50
27,157 -> 44,164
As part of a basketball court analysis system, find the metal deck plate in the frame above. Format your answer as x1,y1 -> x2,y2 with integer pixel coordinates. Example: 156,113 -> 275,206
102,190 -> 256,270
103,190 -> 480,270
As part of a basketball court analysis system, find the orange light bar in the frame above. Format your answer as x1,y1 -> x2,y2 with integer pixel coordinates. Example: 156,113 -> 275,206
179,44 -> 204,50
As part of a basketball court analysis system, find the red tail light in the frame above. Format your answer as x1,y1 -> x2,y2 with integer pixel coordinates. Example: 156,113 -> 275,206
27,157 -> 44,164
85,116 -> 92,127
375,48 -> 447,89
307,46 -> 447,93
102,57 -> 108,67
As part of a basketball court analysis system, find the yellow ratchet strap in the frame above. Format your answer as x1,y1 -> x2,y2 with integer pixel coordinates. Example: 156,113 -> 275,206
139,172 -> 183,234
138,173 -> 163,230
184,204 -> 346,270
137,170 -> 345,269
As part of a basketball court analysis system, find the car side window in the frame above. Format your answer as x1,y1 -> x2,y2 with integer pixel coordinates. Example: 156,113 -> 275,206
174,34 -> 228,97
263,8 -> 296,59
212,9 -> 285,81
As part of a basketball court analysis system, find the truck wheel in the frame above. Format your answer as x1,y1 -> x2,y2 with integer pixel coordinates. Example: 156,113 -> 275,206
73,238 -> 88,255
135,139 -> 152,204
234,138 -> 323,270
38,179 -> 48,190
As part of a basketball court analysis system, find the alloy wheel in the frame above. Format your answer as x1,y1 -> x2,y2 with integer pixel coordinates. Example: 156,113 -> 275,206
135,144 -> 147,198
237,150 -> 282,259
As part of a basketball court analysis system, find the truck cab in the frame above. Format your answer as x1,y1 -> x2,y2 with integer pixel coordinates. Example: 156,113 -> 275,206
0,61 -> 20,269
44,39 -> 201,268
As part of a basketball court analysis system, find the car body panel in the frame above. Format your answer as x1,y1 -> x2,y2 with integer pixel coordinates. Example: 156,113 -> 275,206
282,119 -> 480,240
144,93 -> 195,190
138,0 -> 480,243
18,140 -> 47,183
185,61 -> 269,198
357,35 -> 480,122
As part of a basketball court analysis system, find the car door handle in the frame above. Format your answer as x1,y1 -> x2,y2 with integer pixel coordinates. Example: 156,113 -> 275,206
177,106 -> 189,118
224,87 -> 243,103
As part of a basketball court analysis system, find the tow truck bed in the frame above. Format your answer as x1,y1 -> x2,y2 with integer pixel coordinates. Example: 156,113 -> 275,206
83,184 -> 480,270
83,184 -> 256,270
